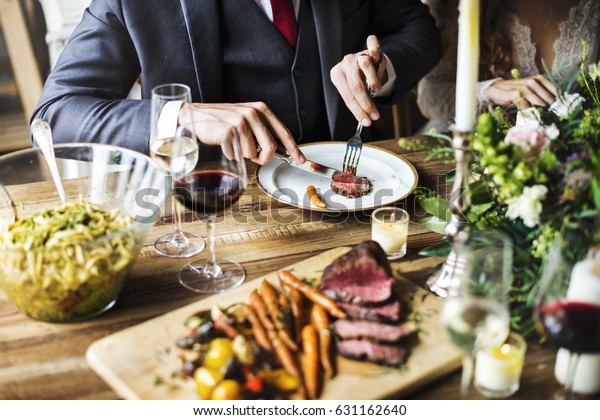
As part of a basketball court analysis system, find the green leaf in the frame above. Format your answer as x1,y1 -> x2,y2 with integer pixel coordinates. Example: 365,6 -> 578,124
414,215 -> 448,234
466,203 -> 493,223
593,178 -> 600,210
575,209 -> 600,219
417,195 -> 451,221
419,241 -> 452,257
467,180 -> 492,205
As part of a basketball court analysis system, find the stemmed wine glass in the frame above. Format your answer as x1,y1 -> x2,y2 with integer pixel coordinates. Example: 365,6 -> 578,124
149,83 -> 205,258
170,131 -> 248,293
534,236 -> 600,399
440,230 -> 512,398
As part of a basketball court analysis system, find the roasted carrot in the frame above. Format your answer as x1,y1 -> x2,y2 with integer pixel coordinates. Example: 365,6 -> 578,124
309,162 -> 322,171
242,304 -> 272,351
268,330 -> 300,378
278,270 -> 347,319
259,280 -> 298,351
290,288 -> 305,343
310,304 -> 335,379
278,292 -> 290,312
268,329 -> 306,398
278,292 -> 294,338
249,290 -> 276,333
306,185 -> 327,208
301,324 -> 320,399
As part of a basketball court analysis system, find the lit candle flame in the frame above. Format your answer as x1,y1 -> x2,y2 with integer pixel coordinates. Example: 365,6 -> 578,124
500,343 -> 511,355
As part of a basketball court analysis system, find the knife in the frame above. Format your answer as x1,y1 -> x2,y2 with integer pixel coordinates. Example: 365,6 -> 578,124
272,145 -> 339,179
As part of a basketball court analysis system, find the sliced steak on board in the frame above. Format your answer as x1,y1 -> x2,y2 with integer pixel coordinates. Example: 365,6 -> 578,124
337,298 -> 401,323
337,340 -> 408,366
334,320 -> 414,343
320,241 -> 394,304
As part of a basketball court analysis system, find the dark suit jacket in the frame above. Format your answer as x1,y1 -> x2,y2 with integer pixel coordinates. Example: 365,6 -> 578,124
32,0 -> 441,154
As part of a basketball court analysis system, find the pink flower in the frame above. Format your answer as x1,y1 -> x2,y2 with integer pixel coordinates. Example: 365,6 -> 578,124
504,121 -> 558,156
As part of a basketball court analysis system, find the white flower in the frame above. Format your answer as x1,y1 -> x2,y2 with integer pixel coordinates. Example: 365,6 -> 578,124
589,63 -> 600,82
549,93 -> 585,118
515,108 -> 541,127
505,185 -> 548,228
544,123 -> 560,140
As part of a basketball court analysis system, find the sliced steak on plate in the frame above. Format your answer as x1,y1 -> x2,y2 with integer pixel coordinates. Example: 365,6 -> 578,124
330,171 -> 372,198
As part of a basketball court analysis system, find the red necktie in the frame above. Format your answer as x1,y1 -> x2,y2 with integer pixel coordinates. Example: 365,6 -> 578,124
271,0 -> 298,48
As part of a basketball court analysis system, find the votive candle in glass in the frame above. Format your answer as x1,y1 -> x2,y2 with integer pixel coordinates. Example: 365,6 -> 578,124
371,207 -> 409,260
474,332 -> 526,398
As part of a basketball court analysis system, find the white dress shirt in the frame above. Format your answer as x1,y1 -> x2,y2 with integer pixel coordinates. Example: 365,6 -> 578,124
157,0 -> 396,140
254,0 -> 301,20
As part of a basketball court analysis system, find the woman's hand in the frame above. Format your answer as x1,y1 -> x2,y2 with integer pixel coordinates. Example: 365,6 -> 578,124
178,102 -> 305,165
330,35 -> 388,126
485,75 -> 558,109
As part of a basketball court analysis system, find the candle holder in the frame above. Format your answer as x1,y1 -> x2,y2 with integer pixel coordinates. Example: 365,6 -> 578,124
426,129 -> 472,298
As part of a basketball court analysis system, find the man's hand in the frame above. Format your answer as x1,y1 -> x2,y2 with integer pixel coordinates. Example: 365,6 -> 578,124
485,75 -> 558,109
178,102 -> 305,165
330,35 -> 388,126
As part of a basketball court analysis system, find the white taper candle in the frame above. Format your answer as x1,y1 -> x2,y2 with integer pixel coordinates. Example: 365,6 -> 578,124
454,0 -> 480,132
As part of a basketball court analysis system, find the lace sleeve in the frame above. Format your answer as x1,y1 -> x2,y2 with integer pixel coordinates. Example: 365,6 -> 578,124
416,0 -> 459,127
477,78 -> 502,105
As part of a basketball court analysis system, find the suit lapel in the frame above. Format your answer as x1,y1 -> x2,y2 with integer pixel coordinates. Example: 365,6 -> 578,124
179,0 -> 222,102
311,0 -> 342,138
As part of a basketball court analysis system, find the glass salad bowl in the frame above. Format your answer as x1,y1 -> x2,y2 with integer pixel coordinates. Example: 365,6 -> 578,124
0,144 -> 170,322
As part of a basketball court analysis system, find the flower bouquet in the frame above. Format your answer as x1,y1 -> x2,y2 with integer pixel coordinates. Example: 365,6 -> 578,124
408,44 -> 600,336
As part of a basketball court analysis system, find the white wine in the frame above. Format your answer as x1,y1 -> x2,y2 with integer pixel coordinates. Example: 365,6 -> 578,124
150,136 -> 199,176
441,295 -> 509,354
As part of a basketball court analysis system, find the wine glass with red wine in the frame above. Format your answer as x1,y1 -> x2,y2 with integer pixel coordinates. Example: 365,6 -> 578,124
171,134 -> 247,293
534,237 -> 600,399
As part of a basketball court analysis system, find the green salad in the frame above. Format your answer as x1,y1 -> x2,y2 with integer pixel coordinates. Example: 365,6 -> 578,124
0,199 -> 138,322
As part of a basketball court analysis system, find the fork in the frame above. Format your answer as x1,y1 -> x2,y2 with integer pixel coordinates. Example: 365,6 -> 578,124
342,122 -> 363,175
342,55 -> 381,175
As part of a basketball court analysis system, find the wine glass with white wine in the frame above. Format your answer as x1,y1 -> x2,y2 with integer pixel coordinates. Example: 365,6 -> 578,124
149,83 -> 205,258
440,230 -> 513,398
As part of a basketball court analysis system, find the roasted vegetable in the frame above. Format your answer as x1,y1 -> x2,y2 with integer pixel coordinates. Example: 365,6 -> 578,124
311,304 -> 335,379
194,366 -> 224,400
176,321 -> 219,350
301,324 -> 320,399
242,304 -> 272,351
211,379 -> 243,400
204,338 -> 234,370
261,369 -> 299,392
278,270 -> 347,319
290,288 -> 305,343
259,280 -> 297,351
306,185 -> 327,208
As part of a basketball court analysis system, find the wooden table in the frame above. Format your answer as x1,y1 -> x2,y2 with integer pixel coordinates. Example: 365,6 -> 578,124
0,138 -> 576,399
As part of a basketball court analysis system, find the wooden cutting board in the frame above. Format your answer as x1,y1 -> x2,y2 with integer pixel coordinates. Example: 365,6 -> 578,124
86,247 -> 462,400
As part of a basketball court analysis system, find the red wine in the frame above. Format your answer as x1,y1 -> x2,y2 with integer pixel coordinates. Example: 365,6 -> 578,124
540,300 -> 600,354
174,170 -> 243,215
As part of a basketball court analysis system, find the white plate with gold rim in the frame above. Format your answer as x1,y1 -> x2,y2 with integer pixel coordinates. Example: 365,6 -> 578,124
256,142 -> 418,212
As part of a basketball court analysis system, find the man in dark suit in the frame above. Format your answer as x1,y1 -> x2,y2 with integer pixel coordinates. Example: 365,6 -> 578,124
32,0 -> 440,164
